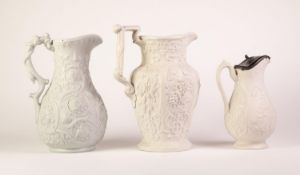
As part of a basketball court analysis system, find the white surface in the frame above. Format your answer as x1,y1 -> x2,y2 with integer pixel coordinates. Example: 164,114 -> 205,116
216,59 -> 276,149
114,25 -> 200,151
0,0 -> 299,174
24,34 -> 108,152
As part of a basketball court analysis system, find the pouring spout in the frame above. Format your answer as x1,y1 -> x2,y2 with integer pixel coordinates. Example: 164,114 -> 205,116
184,32 -> 198,45
84,34 -> 102,50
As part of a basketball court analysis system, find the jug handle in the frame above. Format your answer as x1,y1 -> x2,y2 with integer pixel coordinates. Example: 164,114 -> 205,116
24,33 -> 54,121
113,25 -> 142,107
216,60 -> 238,113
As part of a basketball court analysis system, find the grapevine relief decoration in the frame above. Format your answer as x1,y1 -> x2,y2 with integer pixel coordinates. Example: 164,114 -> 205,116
113,25 -> 199,151
134,66 -> 161,141
133,39 -> 200,143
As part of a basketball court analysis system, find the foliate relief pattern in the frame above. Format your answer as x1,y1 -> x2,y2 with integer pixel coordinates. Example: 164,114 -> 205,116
38,51 -> 107,148
142,40 -> 186,63
226,85 -> 275,141
226,85 -> 248,139
249,87 -> 276,138
134,66 -> 161,141
163,67 -> 198,139
134,65 -> 199,142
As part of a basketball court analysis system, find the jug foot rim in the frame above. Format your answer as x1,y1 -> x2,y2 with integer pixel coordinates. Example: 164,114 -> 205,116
137,139 -> 192,152
233,141 -> 268,150
49,146 -> 96,153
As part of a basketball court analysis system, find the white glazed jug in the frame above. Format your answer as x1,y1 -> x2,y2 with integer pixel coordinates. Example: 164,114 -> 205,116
216,55 -> 276,149
113,25 -> 200,152
24,34 -> 107,152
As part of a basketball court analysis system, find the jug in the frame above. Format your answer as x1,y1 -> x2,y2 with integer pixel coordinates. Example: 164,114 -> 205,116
24,34 -> 107,152
113,25 -> 200,152
216,55 -> 276,149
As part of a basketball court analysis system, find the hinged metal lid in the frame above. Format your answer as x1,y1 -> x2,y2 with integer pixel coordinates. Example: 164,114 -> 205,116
234,55 -> 271,70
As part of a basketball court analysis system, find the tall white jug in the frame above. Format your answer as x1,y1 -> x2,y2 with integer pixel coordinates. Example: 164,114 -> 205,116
25,34 -> 107,152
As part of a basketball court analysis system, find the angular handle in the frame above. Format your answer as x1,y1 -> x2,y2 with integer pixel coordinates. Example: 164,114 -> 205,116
24,33 -> 54,122
216,60 -> 238,113
113,25 -> 142,107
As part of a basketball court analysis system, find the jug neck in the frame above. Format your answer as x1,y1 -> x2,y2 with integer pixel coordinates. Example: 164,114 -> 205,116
51,34 -> 101,67
53,34 -> 102,54
139,33 -> 197,64
141,39 -> 186,64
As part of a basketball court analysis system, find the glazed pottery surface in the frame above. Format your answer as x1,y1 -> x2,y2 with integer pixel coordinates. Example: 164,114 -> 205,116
114,25 -> 200,152
24,34 -> 107,152
216,55 -> 276,149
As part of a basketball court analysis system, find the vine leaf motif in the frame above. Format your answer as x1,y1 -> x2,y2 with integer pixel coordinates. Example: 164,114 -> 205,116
26,34 -> 108,150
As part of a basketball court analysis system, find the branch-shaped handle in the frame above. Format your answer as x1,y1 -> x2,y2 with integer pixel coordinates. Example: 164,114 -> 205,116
216,60 -> 238,113
113,25 -> 142,107
24,33 -> 54,121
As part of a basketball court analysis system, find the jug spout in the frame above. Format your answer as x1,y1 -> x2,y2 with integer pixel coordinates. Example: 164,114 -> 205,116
184,32 -> 198,46
234,55 -> 271,80
86,34 -> 102,49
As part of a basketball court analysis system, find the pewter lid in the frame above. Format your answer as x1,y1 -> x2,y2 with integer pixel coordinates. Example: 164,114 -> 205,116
234,55 -> 270,70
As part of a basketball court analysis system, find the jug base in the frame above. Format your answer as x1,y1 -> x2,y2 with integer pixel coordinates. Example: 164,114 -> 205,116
137,139 -> 192,152
233,141 -> 268,149
49,146 -> 96,153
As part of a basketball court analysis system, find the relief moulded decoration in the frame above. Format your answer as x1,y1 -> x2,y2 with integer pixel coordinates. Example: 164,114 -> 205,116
24,34 -> 107,152
216,55 -> 276,149
113,25 -> 200,152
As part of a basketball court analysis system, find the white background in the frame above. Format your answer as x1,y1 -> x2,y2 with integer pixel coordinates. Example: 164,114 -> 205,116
0,0 -> 299,174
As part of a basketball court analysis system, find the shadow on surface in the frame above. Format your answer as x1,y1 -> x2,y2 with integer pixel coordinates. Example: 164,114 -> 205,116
192,139 -> 233,149
96,137 -> 140,151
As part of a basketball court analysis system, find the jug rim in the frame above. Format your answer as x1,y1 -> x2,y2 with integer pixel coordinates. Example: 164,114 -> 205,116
53,34 -> 102,45
139,32 -> 196,41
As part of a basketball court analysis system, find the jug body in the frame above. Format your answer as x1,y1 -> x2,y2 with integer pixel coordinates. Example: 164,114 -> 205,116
217,55 -> 276,149
25,34 -> 107,152
114,25 -> 200,152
